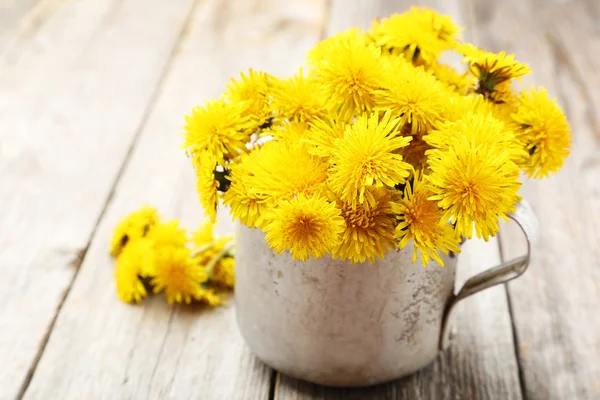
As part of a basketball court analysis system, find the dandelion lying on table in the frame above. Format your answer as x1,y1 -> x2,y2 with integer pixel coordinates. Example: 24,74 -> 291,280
110,206 -> 234,305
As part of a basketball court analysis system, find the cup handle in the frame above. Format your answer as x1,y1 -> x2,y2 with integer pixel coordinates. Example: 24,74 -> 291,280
438,200 -> 539,350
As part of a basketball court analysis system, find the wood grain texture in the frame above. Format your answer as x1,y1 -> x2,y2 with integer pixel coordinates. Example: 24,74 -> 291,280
0,0 -> 43,56
468,0 -> 600,398
21,0 -> 326,399
0,0 -> 197,398
274,0 -> 524,398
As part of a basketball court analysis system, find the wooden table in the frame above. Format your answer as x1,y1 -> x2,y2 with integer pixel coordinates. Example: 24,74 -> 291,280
1,0 -> 598,399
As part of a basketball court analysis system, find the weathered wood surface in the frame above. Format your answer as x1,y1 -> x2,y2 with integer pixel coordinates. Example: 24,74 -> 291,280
0,0 -> 197,399
21,0 -> 326,399
0,0 -> 42,56
476,0 -> 600,399
2,0 -> 599,399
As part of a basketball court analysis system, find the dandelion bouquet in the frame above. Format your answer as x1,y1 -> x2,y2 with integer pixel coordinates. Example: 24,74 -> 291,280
183,7 -> 571,267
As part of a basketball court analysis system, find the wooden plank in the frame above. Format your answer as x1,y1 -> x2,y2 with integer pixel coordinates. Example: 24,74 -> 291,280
0,0 -> 43,56
21,0 -> 327,399
0,0 -> 197,399
274,0 -> 524,398
471,0 -> 600,398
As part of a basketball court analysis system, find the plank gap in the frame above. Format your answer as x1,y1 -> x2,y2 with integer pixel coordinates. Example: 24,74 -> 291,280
268,369 -> 277,400
14,284 -> 71,400
15,1 -> 202,397
504,284 -> 529,400
498,226 -> 528,400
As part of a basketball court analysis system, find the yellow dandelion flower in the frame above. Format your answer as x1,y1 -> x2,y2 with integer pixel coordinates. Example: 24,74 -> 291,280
303,115 -> 349,158
308,30 -> 386,119
512,87 -> 571,178
249,140 -> 329,206
194,150 -> 219,222
428,138 -> 522,240
115,255 -> 147,304
223,177 -> 270,228
328,112 -> 412,208
263,194 -> 345,261
262,120 -> 309,145
393,173 -> 460,267
223,149 -> 273,227
429,62 -> 473,94
408,7 -> 461,43
212,256 -> 235,289
442,93 -> 494,122
400,134 -> 432,172
309,28 -> 372,58
225,69 -> 274,129
192,219 -> 214,248
195,287 -> 222,306
194,235 -> 233,274
490,99 -> 520,130
114,239 -> 156,303
147,220 -> 188,251
270,69 -> 329,124
183,99 -> 253,160
425,110 -> 527,164
110,205 -> 159,257
375,63 -> 450,134
334,187 -> 397,263
152,247 -> 208,304
370,7 -> 460,65
459,44 -> 531,101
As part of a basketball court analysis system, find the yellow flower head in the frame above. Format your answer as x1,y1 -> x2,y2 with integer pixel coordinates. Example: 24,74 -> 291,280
512,87 -> 571,178
248,140 -> 329,207
425,110 -> 527,164
152,247 -> 208,304
428,138 -> 522,240
262,120 -> 309,145
225,69 -> 274,129
183,99 -> 253,160
193,150 -> 219,222
393,173 -> 460,266
270,69 -> 328,124
328,112 -> 412,208
110,205 -> 159,257
114,239 -> 156,303
370,7 -> 460,65
303,115 -> 349,158
400,134 -> 432,172
429,62 -> 473,94
459,44 -> 531,100
308,30 -> 386,119
195,287 -> 222,306
334,187 -> 398,263
443,93 -> 494,122
192,219 -> 214,248
375,63 -> 450,135
148,220 -> 189,250
195,237 -> 233,279
211,256 -> 235,289
223,148 -> 273,228
263,194 -> 345,261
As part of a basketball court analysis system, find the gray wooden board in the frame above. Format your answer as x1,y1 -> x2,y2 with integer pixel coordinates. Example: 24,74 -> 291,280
6,0 -> 598,399
0,0 -> 197,398
21,0 -> 327,399
0,0 -> 42,57
475,0 -> 600,398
